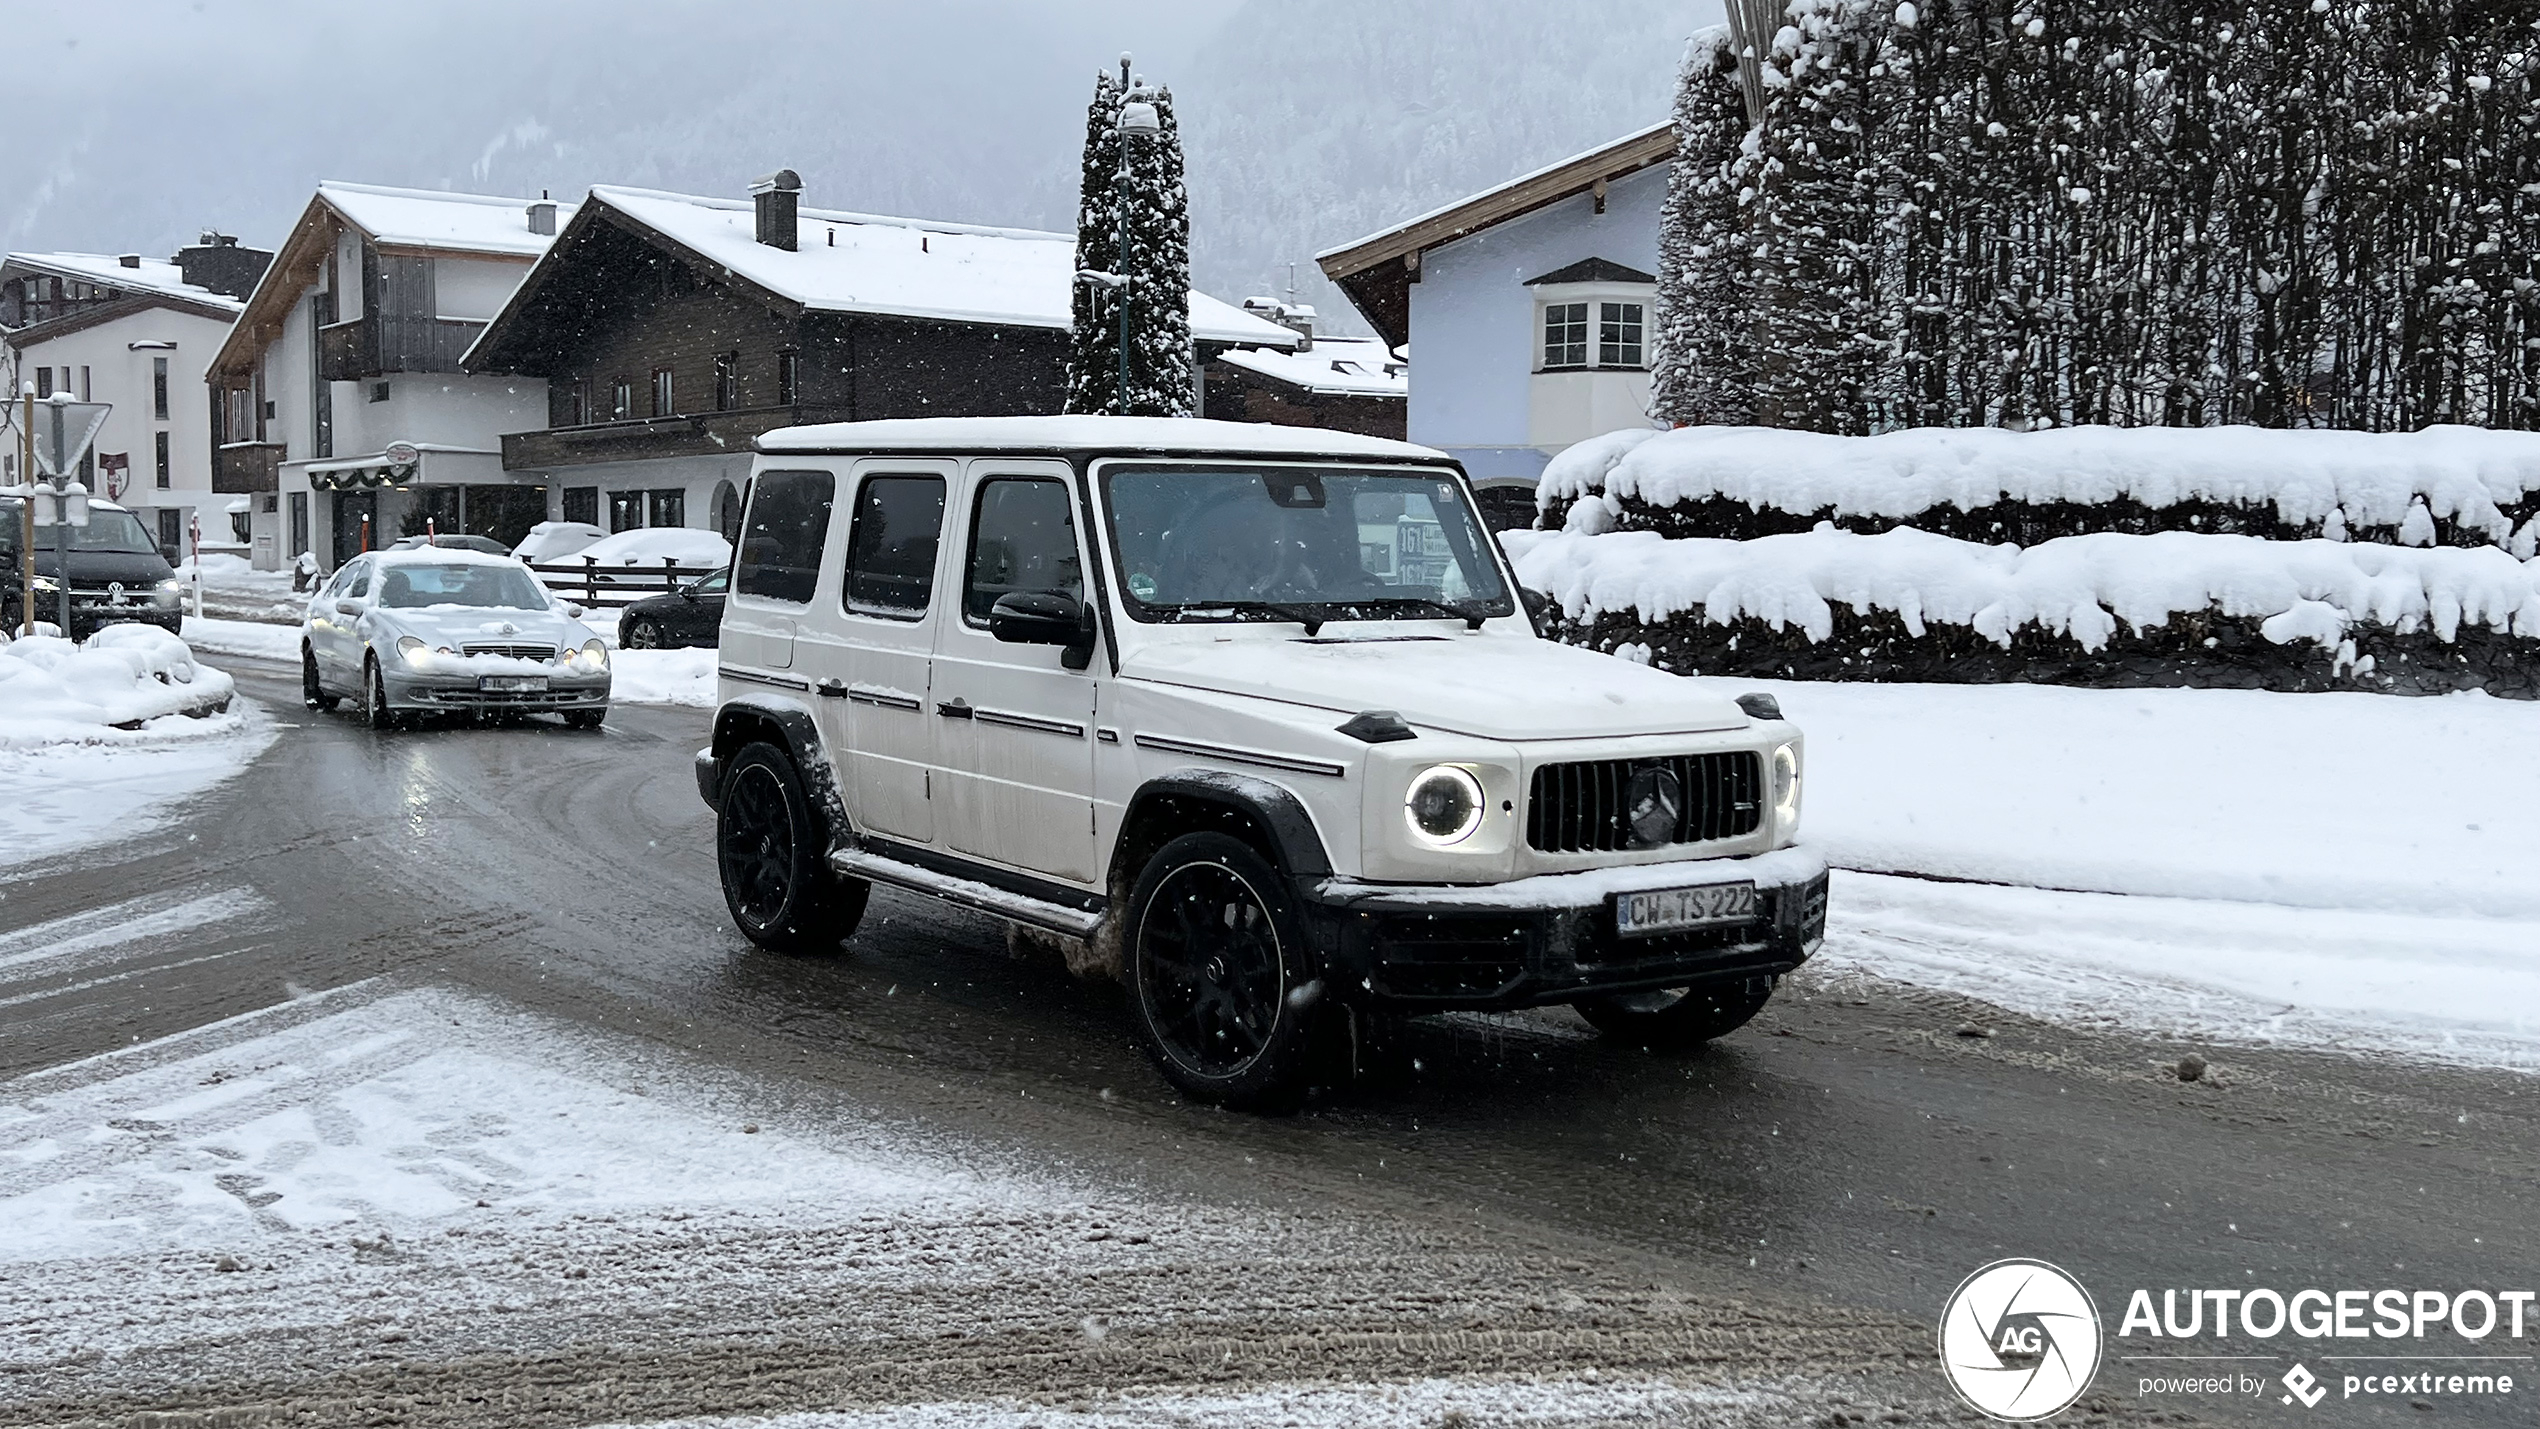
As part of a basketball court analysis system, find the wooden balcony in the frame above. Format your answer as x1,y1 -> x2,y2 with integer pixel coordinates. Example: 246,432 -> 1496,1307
500,405 -> 851,471
212,441 -> 286,493
317,314 -> 486,381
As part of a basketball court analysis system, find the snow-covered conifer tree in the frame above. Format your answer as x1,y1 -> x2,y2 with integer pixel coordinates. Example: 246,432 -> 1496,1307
1062,61 -> 1195,416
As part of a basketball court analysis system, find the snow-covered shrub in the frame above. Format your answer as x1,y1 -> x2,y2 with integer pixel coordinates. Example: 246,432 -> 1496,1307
1504,525 -> 2540,698
0,625 -> 236,740
1534,424 -> 2540,549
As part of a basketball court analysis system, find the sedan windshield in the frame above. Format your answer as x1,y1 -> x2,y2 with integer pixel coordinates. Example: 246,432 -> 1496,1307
1103,465 -> 1513,625
376,561 -> 550,610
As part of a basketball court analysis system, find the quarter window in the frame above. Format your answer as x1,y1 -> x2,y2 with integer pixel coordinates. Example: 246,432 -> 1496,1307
843,475 -> 947,620
1542,302 -> 1589,368
962,478 -> 1081,626
735,469 -> 835,605
1598,301 -> 1645,367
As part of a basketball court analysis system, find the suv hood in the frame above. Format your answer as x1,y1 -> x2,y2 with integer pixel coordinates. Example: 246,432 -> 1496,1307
19,549 -> 176,585
1123,632 -> 1749,740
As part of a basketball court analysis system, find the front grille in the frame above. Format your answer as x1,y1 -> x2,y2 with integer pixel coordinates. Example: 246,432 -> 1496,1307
461,643 -> 556,662
1525,752 -> 1763,854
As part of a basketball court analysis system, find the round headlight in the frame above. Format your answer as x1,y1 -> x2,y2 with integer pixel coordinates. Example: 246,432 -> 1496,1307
1771,743 -> 1802,833
1404,765 -> 1485,846
395,635 -> 427,665
581,638 -> 610,669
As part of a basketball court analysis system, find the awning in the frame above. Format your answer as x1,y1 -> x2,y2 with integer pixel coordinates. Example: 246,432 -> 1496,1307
303,455 -> 415,490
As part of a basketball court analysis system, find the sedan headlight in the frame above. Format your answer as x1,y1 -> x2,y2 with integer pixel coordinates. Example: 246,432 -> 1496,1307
578,638 -> 610,671
1404,764 -> 1485,847
1771,742 -> 1803,835
396,635 -> 429,666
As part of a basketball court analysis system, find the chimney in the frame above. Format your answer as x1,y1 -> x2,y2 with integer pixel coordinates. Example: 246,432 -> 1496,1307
118,254 -> 142,269
1243,295 -> 1316,352
751,169 -> 802,251
526,200 -> 557,237
170,230 -> 274,299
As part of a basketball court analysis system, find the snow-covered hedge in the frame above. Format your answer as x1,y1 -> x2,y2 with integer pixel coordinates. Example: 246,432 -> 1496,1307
0,626 -> 236,742
1541,425 -> 2540,553
1505,526 -> 2540,698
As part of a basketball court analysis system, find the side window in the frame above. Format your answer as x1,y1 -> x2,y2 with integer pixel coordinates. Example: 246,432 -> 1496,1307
734,469 -> 835,605
843,474 -> 947,621
962,478 -> 1081,625
345,561 -> 372,599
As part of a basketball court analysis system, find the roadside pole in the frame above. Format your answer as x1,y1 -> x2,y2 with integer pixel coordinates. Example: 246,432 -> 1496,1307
188,510 -> 203,618
15,386 -> 30,637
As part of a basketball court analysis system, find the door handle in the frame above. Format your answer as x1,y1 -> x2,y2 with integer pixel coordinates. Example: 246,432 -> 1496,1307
936,697 -> 974,719
816,677 -> 849,698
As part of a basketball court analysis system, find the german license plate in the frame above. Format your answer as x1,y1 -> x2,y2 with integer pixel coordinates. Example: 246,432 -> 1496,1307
1616,881 -> 1757,937
480,675 -> 548,693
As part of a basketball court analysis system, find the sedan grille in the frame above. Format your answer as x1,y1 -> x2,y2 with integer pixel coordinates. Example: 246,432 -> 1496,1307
1525,752 -> 1763,854
461,643 -> 556,662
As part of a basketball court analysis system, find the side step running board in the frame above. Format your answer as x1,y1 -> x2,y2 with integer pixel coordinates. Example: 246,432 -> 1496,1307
831,848 -> 1104,939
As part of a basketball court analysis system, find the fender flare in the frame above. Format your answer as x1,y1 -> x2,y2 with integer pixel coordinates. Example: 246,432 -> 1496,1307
1116,769 -> 1334,881
707,696 -> 855,853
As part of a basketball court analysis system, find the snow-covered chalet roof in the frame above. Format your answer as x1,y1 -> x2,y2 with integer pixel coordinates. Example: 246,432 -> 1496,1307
1,252 -> 243,314
1215,336 -> 1406,398
317,182 -> 580,258
574,185 -> 1297,346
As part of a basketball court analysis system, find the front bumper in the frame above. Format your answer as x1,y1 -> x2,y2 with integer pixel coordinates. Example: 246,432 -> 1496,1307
1303,847 -> 1830,1011
382,666 -> 610,713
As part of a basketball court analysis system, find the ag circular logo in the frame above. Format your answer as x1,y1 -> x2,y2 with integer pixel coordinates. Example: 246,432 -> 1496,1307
1939,1258 -> 2103,1421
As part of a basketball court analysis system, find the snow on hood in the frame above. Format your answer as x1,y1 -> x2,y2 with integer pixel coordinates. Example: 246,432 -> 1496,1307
1122,630 -> 1748,740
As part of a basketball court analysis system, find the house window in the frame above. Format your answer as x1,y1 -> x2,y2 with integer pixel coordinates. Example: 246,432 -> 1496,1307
570,378 -> 591,425
651,366 -> 675,417
714,352 -> 739,411
1598,301 -> 1645,367
1542,302 -> 1589,368
648,488 -> 685,528
153,357 -> 170,420
777,350 -> 801,406
611,378 -> 633,420
33,367 -> 51,398
155,431 -> 171,489
609,489 -> 645,533
562,486 -> 599,526
370,381 -> 391,402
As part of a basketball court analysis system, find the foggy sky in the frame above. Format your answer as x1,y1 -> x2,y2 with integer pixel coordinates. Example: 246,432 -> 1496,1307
2,0 -> 1719,335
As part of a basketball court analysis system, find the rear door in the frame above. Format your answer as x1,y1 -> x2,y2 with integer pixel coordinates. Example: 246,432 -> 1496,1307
808,460 -> 952,846
930,460 -> 1099,883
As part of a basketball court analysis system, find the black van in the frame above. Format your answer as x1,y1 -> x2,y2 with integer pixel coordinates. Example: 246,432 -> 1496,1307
0,495 -> 186,639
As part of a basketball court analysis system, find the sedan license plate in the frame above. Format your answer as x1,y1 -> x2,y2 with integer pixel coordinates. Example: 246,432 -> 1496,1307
1616,881 -> 1757,937
479,675 -> 549,693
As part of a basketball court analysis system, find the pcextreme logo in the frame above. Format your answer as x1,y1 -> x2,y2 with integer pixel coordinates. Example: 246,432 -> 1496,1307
1939,1259 -> 2104,1421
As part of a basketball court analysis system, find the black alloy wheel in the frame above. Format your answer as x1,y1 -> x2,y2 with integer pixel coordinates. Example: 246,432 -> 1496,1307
302,644 -> 340,711
1126,831 -> 1319,1110
1574,976 -> 1777,1049
622,616 -> 661,650
715,741 -> 867,953
360,656 -> 398,730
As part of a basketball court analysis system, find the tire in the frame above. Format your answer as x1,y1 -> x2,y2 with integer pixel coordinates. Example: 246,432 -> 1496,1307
715,742 -> 868,953
563,707 -> 607,730
1125,832 -> 1321,1111
1574,976 -> 1777,1049
360,655 -> 398,730
623,617 -> 660,650
302,644 -> 340,711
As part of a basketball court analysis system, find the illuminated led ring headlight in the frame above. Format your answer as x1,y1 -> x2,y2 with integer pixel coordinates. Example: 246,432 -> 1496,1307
1771,743 -> 1802,831
1404,765 -> 1485,846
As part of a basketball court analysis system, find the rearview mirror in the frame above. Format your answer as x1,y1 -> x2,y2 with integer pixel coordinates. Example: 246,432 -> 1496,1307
989,591 -> 1094,653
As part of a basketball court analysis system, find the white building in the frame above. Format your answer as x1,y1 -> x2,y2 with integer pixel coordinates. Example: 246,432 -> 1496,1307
0,238 -> 270,561
205,183 -> 574,570
1315,123 -> 1671,487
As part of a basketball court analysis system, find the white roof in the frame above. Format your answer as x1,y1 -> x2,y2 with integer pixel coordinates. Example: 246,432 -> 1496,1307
590,186 -> 1296,346
3,252 -> 243,313
319,182 -> 577,258
758,415 -> 1449,461
1315,120 -> 1672,260
1216,337 -> 1407,397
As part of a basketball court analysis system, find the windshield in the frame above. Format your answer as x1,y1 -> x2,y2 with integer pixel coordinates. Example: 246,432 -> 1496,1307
0,501 -> 161,556
375,561 -> 551,611
1102,465 -> 1512,624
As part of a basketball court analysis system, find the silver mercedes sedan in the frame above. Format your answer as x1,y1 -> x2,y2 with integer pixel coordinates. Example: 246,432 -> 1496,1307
300,549 -> 612,729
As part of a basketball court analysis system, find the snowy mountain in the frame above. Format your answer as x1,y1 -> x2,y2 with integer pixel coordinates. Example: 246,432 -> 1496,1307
0,0 -> 1711,339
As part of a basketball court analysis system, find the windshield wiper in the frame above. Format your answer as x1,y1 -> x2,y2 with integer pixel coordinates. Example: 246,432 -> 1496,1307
1348,595 -> 1488,631
1188,600 -> 1327,636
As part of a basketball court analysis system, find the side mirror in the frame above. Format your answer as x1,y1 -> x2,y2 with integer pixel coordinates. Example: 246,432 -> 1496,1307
339,596 -> 371,617
989,591 -> 1089,647
1518,586 -> 1551,630
561,601 -> 585,619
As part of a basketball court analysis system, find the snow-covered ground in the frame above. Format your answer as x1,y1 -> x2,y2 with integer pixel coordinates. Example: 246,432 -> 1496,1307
173,551 -> 305,623
1691,674 -> 2540,1068
0,628 -> 270,871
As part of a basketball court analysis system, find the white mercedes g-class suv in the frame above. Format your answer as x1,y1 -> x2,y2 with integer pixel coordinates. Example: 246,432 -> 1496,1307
698,417 -> 1826,1108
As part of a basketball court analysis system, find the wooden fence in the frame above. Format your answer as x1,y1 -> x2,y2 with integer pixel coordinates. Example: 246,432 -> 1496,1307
527,557 -> 719,610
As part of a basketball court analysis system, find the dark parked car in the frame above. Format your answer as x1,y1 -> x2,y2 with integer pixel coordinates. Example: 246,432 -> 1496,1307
618,569 -> 726,649
1,496 -> 186,638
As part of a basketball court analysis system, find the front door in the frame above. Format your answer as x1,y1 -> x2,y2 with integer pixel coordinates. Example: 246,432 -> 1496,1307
931,462 -> 1099,883
331,490 -> 376,565
803,461 -> 952,845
